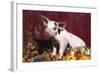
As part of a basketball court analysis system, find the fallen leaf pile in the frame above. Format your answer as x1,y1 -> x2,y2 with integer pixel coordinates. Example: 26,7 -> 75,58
23,41 -> 91,62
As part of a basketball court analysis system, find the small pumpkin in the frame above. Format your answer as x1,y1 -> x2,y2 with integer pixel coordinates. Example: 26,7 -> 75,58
79,55 -> 90,60
84,48 -> 91,55
63,55 -> 76,60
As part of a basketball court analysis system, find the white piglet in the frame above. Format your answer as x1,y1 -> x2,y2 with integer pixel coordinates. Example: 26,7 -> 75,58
41,15 -> 86,59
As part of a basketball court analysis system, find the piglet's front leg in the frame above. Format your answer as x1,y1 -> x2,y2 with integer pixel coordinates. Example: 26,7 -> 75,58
58,44 -> 66,59
52,47 -> 57,57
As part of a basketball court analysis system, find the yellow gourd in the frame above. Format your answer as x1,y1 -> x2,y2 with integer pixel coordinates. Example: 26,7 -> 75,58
79,55 -> 90,60
63,55 -> 76,60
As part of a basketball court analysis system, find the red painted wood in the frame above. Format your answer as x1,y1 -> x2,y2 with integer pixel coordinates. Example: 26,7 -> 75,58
23,10 -> 91,47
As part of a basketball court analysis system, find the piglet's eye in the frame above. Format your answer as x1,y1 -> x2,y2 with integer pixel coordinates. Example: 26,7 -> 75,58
53,27 -> 56,30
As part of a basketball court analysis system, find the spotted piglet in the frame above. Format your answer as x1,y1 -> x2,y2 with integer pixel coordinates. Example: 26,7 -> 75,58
41,15 -> 86,59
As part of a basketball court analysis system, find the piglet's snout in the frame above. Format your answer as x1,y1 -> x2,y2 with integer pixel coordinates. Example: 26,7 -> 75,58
44,29 -> 53,36
43,31 -> 52,39
43,31 -> 50,37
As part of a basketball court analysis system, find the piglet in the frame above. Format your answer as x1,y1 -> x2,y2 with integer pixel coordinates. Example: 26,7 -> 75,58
41,15 -> 86,59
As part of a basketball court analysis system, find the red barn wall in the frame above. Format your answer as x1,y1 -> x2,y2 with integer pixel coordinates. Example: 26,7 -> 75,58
23,10 -> 91,47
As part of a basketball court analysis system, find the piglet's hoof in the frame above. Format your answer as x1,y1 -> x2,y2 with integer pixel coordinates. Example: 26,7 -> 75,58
56,55 -> 62,60
56,57 -> 62,60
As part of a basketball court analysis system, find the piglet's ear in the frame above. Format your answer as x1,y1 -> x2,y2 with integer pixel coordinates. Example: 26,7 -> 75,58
41,15 -> 49,25
58,22 -> 66,28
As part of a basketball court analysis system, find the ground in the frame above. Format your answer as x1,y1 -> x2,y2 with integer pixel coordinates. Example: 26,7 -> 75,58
23,41 -> 91,62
